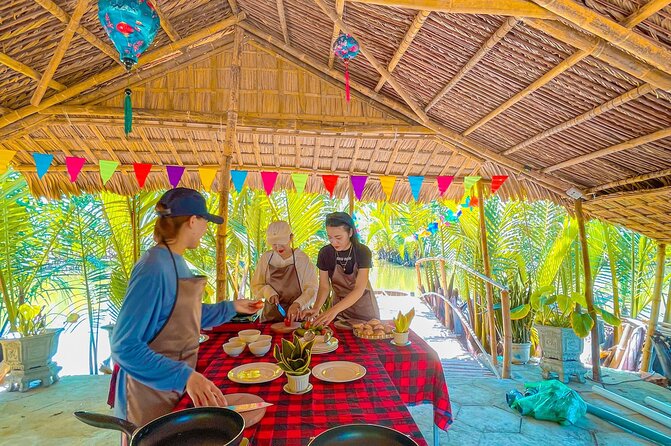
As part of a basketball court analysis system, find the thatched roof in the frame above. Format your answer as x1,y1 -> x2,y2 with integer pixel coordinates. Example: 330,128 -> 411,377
2,0 -> 671,240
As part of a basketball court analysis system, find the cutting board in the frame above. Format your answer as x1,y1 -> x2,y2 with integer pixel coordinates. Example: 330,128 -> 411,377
270,321 -> 301,333
224,393 -> 268,428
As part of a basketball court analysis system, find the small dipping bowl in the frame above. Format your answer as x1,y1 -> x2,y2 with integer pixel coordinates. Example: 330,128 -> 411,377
238,329 -> 261,343
256,335 -> 273,344
248,340 -> 272,357
223,341 -> 245,357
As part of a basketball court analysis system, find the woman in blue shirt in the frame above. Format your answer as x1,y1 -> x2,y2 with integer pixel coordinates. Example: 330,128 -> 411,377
110,188 -> 261,430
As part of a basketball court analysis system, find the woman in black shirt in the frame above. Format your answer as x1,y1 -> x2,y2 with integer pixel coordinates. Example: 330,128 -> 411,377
307,212 -> 380,326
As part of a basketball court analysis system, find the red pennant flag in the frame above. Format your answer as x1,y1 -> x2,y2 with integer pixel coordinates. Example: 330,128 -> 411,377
470,196 -> 479,207
65,157 -> 86,183
261,171 -> 279,196
491,175 -> 508,194
436,176 -> 454,196
133,163 -> 152,188
322,175 -> 339,198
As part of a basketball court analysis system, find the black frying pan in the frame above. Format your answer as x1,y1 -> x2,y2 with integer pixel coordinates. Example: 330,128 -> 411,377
74,407 -> 245,446
308,424 -> 419,446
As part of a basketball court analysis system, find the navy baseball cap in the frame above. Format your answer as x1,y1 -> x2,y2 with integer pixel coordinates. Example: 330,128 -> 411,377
157,188 -> 224,224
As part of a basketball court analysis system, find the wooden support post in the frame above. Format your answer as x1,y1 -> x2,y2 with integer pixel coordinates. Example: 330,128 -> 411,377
348,181 -> 354,214
416,262 -> 423,294
477,181 -> 498,365
641,242 -> 667,373
216,26 -> 244,302
575,198 -> 601,382
665,280 -> 671,324
440,259 -> 453,329
501,290 -> 512,379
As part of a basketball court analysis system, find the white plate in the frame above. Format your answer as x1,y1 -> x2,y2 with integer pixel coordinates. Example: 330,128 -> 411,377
228,363 -> 284,384
312,361 -> 366,383
310,340 -> 339,355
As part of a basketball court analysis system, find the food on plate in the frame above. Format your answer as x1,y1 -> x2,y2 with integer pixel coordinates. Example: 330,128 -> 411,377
352,323 -> 364,330
284,318 -> 291,327
353,318 -> 396,339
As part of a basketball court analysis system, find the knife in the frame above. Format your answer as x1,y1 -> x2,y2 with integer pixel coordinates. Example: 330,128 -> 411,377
225,402 -> 273,413
276,302 -> 287,318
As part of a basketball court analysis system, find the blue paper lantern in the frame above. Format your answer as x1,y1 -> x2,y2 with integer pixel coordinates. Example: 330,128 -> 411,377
98,0 -> 160,70
333,33 -> 360,102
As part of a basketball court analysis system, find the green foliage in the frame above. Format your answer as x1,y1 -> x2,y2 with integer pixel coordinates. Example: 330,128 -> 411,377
273,335 -> 314,376
393,307 -> 415,333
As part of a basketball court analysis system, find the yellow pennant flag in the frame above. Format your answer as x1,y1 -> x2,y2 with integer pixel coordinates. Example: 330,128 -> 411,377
199,167 -> 218,192
0,150 -> 16,174
379,176 -> 397,201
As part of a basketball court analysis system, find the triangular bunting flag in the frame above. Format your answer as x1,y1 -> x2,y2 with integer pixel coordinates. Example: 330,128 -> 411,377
261,171 -> 279,196
0,150 -> 17,174
133,163 -> 152,188
463,176 -> 481,194
166,165 -> 185,188
199,167 -> 218,192
291,173 -> 308,195
437,176 -> 454,196
33,153 -> 53,179
231,170 -> 248,193
99,160 -> 119,185
470,196 -> 479,207
408,176 -> 424,201
322,175 -> 339,198
65,157 -> 86,183
350,175 -> 368,200
379,176 -> 396,201
491,175 -> 508,194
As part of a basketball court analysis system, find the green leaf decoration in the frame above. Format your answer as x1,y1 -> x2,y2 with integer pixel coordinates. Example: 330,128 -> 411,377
571,311 -> 594,338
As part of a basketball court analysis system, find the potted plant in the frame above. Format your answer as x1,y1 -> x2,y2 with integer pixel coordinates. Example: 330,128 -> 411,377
273,336 -> 315,393
392,308 -> 415,346
507,278 -> 534,364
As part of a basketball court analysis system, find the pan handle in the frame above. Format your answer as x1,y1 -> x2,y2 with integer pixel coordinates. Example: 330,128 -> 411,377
74,411 -> 137,437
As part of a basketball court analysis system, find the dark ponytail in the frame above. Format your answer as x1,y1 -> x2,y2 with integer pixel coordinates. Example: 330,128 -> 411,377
325,212 -> 359,245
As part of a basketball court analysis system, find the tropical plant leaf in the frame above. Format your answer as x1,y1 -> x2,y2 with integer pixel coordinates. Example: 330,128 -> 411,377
571,311 -> 594,338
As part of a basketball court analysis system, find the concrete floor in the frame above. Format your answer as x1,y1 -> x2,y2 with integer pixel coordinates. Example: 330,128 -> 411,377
2,294 -> 670,445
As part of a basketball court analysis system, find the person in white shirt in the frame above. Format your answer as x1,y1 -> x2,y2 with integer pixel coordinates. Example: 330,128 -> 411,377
251,221 -> 318,323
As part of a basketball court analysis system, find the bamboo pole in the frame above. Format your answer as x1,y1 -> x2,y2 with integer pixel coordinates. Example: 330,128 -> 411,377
428,17 -> 517,113
375,10 -> 431,93
665,280 -> 671,324
529,0 -> 671,76
416,262 -> 423,294
152,0 -> 182,41
346,0 -> 554,18
575,198 -> 601,382
31,0 -> 89,106
216,26 -> 244,303
276,0 -> 290,45
440,260 -> 453,329
0,52 -> 66,91
587,168 -> 671,195
641,242 -> 666,372
623,1 -> 671,28
612,323 -> 633,368
500,289 -> 512,379
348,180 -> 355,214
604,224 -> 621,343
522,18 -> 671,91
0,13 -> 245,130
327,0 -> 345,69
477,181 -> 498,365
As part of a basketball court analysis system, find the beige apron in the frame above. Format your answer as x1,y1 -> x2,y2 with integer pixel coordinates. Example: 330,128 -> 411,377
331,247 -> 379,321
125,249 -> 206,428
260,251 -> 302,323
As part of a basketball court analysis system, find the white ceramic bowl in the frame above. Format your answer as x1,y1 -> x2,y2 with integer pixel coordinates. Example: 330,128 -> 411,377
228,336 -> 244,345
256,335 -> 273,344
248,340 -> 271,357
238,329 -> 261,343
223,341 -> 245,357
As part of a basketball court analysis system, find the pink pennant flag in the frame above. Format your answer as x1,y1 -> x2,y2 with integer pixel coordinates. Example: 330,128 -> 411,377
65,157 -> 86,183
350,175 -> 367,200
261,171 -> 279,196
491,175 -> 508,194
166,165 -> 185,188
436,176 -> 453,196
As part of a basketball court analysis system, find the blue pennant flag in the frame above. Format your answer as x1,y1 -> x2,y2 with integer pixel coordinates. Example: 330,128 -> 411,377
33,153 -> 54,179
408,176 -> 424,201
231,170 -> 248,192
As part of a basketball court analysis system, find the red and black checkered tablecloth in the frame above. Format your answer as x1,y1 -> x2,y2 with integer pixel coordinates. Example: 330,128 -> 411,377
195,323 -> 453,430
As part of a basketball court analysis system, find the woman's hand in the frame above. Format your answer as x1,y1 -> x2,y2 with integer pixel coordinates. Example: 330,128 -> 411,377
287,302 -> 301,322
313,308 -> 338,327
234,299 -> 264,314
267,294 -> 280,305
300,307 -> 318,320
186,371 -> 228,407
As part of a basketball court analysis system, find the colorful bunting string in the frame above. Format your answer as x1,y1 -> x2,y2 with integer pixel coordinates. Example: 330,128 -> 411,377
33,153 -> 53,179
99,160 -> 119,185
133,163 -> 152,188
463,176 -> 481,194
491,175 -> 508,194
291,173 -> 308,195
166,166 -> 185,188
379,176 -> 396,201
408,176 -> 424,201
437,176 -> 453,196
231,170 -> 248,193
0,150 -> 17,174
65,157 -> 86,183
350,175 -> 367,200
261,171 -> 278,196
322,175 -> 338,198
199,167 -> 218,192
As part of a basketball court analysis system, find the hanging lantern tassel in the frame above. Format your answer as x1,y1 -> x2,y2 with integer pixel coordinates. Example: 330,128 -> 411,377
333,33 -> 360,103
124,88 -> 132,135
344,60 -> 351,102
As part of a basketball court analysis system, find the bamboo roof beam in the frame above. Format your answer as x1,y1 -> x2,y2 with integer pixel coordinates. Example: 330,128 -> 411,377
586,167 -> 671,195
328,0 -> 345,69
242,23 -> 579,198
522,19 -> 671,91
0,13 -> 245,130
0,106 -> 13,115
33,0 -> 119,63
315,0 -> 430,123
227,0 -> 239,14
152,1 -> 182,41
349,139 -> 362,172
529,0 -> 671,76
276,0 -> 290,45
252,134 -> 263,166
426,17 -> 517,113
374,10 -> 430,93
505,83 -> 655,155
543,126 -> 671,173
346,0 -> 553,18
31,0 -> 89,106
0,52 -> 67,92
621,0 -> 671,28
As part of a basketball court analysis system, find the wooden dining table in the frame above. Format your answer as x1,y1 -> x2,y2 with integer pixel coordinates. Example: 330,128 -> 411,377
175,322 -> 453,445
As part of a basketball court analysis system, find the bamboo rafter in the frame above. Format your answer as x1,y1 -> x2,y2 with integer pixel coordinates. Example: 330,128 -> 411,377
31,0 -> 90,106
403,139 -> 426,176
587,167 -> 671,195
327,0 -> 345,69
349,139 -> 362,171
426,17 -> 517,113
227,0 -> 240,13
294,138 -> 302,168
374,10 -> 431,93
331,139 -> 340,171
346,0 -> 554,18
277,0 -> 290,45
0,52 -> 67,92
152,0 -> 182,41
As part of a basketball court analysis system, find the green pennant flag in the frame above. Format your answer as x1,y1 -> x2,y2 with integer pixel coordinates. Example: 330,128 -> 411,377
99,160 -> 119,185
463,176 -> 481,194
292,173 -> 309,195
